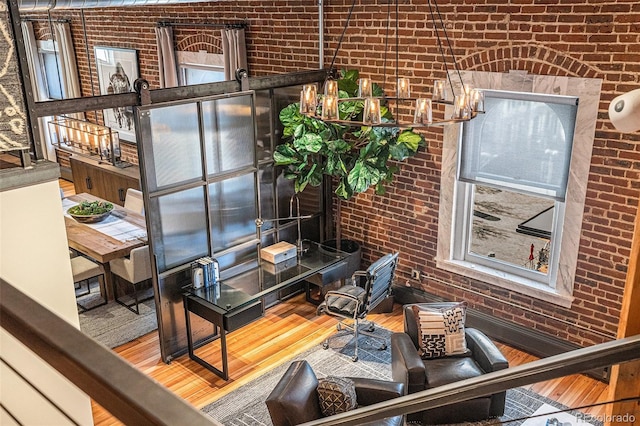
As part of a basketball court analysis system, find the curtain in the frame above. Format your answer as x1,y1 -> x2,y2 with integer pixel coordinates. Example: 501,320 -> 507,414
21,21 -> 47,102
221,28 -> 248,81
52,23 -> 81,100
155,26 -> 179,88
21,22 -> 54,160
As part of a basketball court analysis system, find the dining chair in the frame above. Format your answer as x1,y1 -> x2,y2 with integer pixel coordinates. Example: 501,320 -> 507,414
110,245 -> 153,314
124,188 -> 144,215
71,255 -> 107,312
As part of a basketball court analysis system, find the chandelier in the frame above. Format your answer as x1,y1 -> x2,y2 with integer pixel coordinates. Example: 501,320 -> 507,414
299,0 -> 484,128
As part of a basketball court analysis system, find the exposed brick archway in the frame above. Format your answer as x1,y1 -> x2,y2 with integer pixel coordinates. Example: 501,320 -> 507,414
175,33 -> 221,54
459,44 -> 602,79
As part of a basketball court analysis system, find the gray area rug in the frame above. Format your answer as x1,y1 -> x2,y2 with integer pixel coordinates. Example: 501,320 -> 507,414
77,281 -> 158,349
202,327 -> 601,426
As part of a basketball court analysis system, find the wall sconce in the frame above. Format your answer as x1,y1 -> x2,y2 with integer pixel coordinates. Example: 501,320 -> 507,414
49,116 -> 123,167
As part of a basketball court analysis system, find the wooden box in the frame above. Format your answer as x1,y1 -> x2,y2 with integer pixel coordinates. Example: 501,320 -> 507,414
260,241 -> 297,264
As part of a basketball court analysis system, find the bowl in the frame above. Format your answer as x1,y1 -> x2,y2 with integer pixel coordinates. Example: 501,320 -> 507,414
67,201 -> 114,223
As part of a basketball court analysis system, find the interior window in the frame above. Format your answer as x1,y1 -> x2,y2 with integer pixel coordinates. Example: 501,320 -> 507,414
180,65 -> 225,85
39,44 -> 64,100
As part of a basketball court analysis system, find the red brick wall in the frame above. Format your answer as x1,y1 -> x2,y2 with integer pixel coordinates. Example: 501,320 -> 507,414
24,0 -> 640,347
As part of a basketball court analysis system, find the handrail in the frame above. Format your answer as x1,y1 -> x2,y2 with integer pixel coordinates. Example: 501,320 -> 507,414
0,278 -> 221,426
303,333 -> 640,426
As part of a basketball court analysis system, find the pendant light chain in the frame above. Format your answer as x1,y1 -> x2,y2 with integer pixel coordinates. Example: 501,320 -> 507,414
327,0 -> 358,76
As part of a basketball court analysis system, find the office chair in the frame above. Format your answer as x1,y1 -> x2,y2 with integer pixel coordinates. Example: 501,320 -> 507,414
318,252 -> 399,361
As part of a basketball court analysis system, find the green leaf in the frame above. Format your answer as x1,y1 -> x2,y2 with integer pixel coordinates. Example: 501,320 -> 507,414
294,133 -> 323,153
397,130 -> 423,152
335,178 -> 353,200
273,145 -> 298,165
279,103 -> 303,128
347,159 -> 383,193
389,142 -> 411,161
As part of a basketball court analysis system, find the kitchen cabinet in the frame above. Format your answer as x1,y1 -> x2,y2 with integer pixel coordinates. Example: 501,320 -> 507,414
70,156 -> 140,206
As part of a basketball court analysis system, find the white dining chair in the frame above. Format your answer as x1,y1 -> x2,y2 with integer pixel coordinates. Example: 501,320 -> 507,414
124,188 -> 145,215
110,245 -> 153,314
72,255 -> 107,312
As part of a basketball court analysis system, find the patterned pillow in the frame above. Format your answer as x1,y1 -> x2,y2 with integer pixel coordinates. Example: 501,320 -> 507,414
317,376 -> 358,417
412,303 -> 468,359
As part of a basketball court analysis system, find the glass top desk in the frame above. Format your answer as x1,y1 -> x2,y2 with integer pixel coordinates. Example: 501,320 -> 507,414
182,240 -> 349,380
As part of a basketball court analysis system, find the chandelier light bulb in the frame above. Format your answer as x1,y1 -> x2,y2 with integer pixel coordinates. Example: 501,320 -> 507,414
363,98 -> 382,124
322,95 -> 339,120
299,84 -> 318,115
397,78 -> 410,99
433,80 -> 446,101
414,98 -> 433,125
325,79 -> 338,97
358,78 -> 373,97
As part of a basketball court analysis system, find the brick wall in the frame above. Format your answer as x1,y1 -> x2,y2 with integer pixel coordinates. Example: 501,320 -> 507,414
23,0 -> 640,347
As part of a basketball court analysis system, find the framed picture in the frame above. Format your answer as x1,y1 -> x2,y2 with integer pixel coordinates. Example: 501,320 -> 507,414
95,46 -> 139,142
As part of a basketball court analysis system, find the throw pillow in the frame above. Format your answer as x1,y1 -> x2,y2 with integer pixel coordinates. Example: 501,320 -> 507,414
412,302 -> 468,359
317,376 -> 358,417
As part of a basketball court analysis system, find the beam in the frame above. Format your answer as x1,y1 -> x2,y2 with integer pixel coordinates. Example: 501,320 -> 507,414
606,198 -> 640,425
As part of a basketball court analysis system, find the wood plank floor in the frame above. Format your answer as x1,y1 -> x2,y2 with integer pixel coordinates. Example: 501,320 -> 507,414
90,295 -> 610,425
59,180 -> 610,425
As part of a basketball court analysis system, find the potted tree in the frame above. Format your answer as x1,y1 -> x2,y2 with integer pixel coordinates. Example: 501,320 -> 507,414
275,69 -> 425,302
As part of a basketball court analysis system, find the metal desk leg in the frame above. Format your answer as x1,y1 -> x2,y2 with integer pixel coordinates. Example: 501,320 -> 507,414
183,297 -> 229,380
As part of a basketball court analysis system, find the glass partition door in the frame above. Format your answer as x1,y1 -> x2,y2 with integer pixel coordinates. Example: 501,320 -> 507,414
139,92 -> 259,274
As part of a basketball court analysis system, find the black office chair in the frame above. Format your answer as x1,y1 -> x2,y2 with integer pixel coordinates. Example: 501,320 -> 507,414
318,252 -> 399,361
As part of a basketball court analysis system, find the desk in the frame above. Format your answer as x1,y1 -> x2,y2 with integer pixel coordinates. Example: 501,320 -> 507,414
64,193 -> 147,300
183,241 -> 348,380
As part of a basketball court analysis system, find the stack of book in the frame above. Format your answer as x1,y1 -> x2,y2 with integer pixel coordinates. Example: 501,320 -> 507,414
191,257 -> 220,289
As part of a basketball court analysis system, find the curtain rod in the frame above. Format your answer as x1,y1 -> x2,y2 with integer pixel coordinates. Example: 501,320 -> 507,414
157,21 -> 247,29
22,18 -> 71,23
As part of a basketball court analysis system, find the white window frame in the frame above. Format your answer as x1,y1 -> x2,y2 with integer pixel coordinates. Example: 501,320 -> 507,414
436,71 -> 601,308
176,51 -> 225,86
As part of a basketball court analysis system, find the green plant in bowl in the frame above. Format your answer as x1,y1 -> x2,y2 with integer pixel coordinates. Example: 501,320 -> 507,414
67,200 -> 114,223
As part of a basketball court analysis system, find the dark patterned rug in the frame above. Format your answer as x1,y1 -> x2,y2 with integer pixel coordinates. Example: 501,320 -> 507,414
201,327 -> 601,426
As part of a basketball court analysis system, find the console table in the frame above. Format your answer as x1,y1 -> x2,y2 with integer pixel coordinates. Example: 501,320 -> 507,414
182,241 -> 348,380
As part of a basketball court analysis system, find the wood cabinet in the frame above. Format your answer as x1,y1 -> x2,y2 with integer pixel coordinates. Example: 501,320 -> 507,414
70,156 -> 140,206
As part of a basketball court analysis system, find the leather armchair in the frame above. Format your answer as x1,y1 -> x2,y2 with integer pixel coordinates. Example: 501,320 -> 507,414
266,360 -> 405,426
391,303 -> 509,424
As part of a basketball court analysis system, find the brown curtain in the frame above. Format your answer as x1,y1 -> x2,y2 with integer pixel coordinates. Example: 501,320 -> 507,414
221,28 -> 248,81
155,26 -> 178,88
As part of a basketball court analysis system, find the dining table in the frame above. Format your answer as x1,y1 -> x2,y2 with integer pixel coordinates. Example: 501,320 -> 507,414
63,193 -> 147,301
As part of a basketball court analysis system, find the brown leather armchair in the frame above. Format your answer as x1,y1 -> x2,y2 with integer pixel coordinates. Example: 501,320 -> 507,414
266,360 -> 405,426
391,303 -> 509,424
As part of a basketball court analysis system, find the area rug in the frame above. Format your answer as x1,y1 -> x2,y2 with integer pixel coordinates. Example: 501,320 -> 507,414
201,327 -> 601,426
78,289 -> 158,349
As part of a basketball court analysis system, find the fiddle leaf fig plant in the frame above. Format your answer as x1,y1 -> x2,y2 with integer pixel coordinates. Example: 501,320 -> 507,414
275,69 -> 426,200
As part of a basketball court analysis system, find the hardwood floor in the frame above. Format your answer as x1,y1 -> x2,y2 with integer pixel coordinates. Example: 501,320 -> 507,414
89,294 -> 609,425
59,180 -> 609,425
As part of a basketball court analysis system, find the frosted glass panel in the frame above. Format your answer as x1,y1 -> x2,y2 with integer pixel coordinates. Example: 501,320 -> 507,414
459,91 -> 578,201
149,103 -> 202,190
209,173 -> 257,252
203,95 -> 254,175
156,187 -> 208,271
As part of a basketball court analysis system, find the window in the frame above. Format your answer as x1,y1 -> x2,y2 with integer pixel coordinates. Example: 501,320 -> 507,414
38,41 -> 63,100
436,71 -> 601,307
180,64 -> 225,85
176,51 -> 225,86
453,91 -> 577,287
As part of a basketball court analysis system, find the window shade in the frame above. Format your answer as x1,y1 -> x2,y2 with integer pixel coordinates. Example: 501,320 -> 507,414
458,90 -> 578,201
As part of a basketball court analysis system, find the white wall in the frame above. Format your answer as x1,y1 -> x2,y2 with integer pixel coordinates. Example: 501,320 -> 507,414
0,179 -> 94,425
